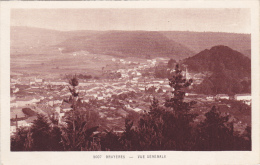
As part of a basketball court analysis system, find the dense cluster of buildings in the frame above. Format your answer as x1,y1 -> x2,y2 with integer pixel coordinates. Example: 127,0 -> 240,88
10,58 -> 252,136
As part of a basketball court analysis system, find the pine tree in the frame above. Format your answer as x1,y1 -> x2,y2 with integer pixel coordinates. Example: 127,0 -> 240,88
120,64 -> 197,151
30,114 -> 51,151
167,58 -> 176,69
137,99 -> 165,150
196,106 -> 234,150
49,125 -> 63,151
11,127 -> 30,151
61,75 -> 100,151
163,64 -> 197,150
165,64 -> 195,114
196,105 -> 251,151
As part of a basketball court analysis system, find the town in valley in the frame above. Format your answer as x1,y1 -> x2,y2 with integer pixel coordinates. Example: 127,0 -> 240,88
9,8 -> 252,151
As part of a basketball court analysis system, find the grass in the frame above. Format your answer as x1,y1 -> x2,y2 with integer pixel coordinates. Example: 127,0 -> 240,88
11,52 -> 119,78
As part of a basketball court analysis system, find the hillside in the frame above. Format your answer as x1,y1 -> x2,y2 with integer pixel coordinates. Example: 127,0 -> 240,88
11,27 -> 194,59
57,31 -> 195,59
183,45 -> 251,77
11,26 -> 251,59
183,45 -> 251,95
10,26 -> 104,55
11,26 -> 64,47
161,31 -> 251,57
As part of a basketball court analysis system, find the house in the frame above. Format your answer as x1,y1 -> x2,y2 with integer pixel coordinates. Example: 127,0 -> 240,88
79,82 -> 89,86
153,80 -> 164,84
234,93 -> 251,101
133,107 -> 142,112
50,81 -> 67,86
10,126 -> 17,136
110,107 -> 116,110
234,94 -> 251,105
47,97 -> 63,107
55,107 -> 61,113
13,87 -> 19,93
215,94 -> 229,100
97,96 -> 104,100
11,78 -> 17,83
17,120 -> 32,128
206,95 -> 214,101
131,80 -> 138,84
35,78 -> 43,83
58,113 -> 65,124
47,100 -> 55,107
136,72 -> 142,76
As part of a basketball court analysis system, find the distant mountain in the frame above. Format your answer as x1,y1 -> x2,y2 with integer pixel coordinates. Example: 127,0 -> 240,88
241,49 -> 251,58
10,26 -> 105,55
11,26 -> 64,47
183,45 -> 251,95
161,31 -> 251,58
57,31 -> 195,59
11,26 -> 251,59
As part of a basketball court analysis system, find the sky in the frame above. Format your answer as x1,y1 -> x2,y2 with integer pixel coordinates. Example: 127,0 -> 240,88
11,8 -> 251,34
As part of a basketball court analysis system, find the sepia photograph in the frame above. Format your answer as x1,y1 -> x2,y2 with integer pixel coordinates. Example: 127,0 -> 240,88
1,1 -> 260,165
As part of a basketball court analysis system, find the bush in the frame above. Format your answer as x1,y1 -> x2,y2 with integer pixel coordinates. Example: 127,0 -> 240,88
22,108 -> 36,116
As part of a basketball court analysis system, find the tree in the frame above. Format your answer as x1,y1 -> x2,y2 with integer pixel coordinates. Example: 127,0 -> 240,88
49,125 -> 63,151
196,105 -> 251,150
196,65 -> 244,95
195,79 -> 214,94
162,64 -> 197,150
197,106 -> 231,150
154,66 -> 168,78
120,64 -> 197,151
11,127 -> 31,151
100,130 -> 122,151
30,114 -> 52,151
167,58 -> 176,69
137,98 -> 166,150
22,108 -> 36,117
61,75 -> 100,151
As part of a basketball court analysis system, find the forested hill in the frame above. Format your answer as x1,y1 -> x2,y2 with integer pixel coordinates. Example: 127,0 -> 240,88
183,45 -> 251,95
183,45 -> 251,78
58,31 -> 194,59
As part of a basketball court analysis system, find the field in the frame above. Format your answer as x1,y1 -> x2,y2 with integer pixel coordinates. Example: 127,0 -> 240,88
11,52 -> 144,79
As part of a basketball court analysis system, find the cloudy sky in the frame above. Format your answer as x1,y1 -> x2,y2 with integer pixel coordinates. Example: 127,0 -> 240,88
11,8 -> 250,33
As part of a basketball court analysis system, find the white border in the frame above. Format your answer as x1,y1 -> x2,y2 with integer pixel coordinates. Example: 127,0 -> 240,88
1,1 -> 259,165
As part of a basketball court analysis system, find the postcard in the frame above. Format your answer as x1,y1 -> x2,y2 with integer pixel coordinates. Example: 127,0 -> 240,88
1,1 -> 259,165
